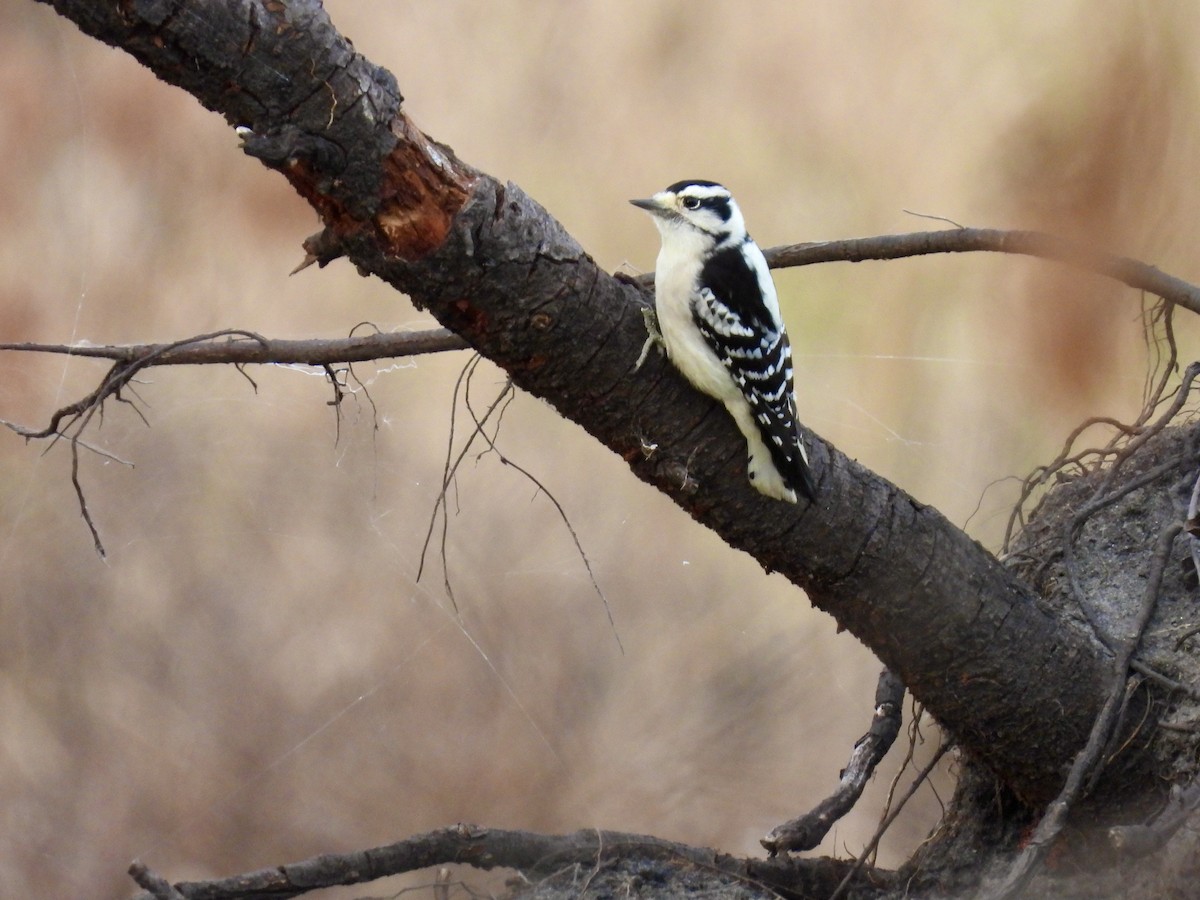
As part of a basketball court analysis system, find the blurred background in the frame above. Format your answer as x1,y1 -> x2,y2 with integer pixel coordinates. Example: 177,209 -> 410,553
3,2 -> 1200,897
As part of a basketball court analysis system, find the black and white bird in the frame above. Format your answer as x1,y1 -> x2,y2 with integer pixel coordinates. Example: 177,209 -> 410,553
631,180 -> 815,503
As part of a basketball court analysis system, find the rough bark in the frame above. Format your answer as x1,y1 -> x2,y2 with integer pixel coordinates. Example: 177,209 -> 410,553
761,669 -> 906,855
902,420 -> 1200,899
129,825 -> 889,900
32,0 -> 1120,806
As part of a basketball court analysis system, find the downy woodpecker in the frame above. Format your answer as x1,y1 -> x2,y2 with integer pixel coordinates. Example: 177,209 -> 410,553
631,180 -> 815,502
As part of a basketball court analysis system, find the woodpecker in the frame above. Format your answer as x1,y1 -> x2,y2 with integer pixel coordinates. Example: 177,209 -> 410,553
631,180 -> 815,502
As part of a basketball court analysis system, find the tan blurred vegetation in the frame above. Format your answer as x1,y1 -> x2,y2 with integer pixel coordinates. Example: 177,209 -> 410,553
3,2 -> 1200,897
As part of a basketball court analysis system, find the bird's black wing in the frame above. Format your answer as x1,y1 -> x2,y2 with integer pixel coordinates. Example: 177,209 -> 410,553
692,242 -> 815,500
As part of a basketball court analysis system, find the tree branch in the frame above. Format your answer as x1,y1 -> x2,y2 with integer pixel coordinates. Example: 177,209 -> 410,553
129,862 -> 186,900
126,825 -> 885,900
830,740 -> 952,900
759,230 -> 1200,316
0,327 -> 467,367
6,220 -> 1191,372
761,668 -> 905,855
31,0 -> 1140,804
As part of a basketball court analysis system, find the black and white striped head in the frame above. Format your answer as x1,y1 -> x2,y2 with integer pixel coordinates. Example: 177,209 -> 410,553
630,180 -> 748,247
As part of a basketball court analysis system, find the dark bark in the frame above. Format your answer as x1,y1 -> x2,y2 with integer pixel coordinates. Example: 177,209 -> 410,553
766,231 -> 1200,316
128,825 -> 892,900
761,668 -> 905,855
897,419 -> 1200,900
32,0 -> 1120,805
0,327 -> 468,367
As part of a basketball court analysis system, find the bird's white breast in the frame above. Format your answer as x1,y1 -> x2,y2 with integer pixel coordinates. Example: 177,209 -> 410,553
652,230 -> 742,404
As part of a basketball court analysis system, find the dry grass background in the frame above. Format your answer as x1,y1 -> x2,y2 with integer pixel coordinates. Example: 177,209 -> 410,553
3,2 -> 1200,897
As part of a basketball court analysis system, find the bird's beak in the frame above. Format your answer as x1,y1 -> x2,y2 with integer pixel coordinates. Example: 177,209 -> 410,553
630,196 -> 667,214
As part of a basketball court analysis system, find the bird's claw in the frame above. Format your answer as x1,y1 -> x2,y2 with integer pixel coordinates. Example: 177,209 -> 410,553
633,307 -> 665,372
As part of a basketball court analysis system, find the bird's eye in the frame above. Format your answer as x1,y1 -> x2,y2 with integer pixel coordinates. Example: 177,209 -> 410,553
681,196 -> 701,210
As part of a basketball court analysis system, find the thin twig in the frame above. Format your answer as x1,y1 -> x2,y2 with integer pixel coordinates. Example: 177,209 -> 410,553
761,668 -> 905,855
828,740 -> 951,900
755,230 -> 1200,316
1018,358 -> 1200,645
873,700 -> 930,867
1130,659 -> 1200,702
459,364 -> 622,653
416,355 -> 513,612
1001,300 -> 1187,557
1137,300 -> 1179,428
1090,362 -> 1200,500
901,209 -> 966,229
128,861 -> 186,900
2,331 -> 280,555
0,327 -> 467,366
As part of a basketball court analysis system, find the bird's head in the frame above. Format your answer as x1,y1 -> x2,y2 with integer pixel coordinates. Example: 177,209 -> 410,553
630,180 -> 747,247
